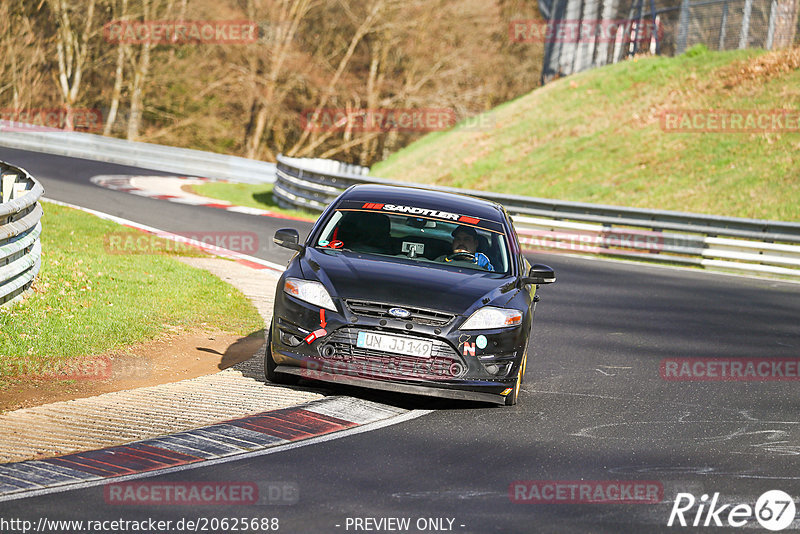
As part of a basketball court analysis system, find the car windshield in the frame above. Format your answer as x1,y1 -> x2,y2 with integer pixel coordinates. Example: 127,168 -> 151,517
314,209 -> 511,274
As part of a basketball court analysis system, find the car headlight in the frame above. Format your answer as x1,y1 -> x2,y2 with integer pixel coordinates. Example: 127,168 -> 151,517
460,306 -> 522,330
283,277 -> 337,311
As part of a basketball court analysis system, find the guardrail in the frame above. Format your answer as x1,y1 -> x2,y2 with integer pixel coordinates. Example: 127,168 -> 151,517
0,127 -> 275,184
275,154 -> 800,279
273,155 -> 374,211
0,161 -> 43,306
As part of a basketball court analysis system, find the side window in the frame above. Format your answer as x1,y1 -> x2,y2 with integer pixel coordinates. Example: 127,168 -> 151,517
317,210 -> 392,254
316,211 -> 343,245
507,219 -> 521,256
488,232 -> 509,274
507,219 -> 523,275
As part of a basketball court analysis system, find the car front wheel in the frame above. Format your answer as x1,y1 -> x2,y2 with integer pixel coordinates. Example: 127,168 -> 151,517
504,353 -> 526,406
265,321 -> 299,385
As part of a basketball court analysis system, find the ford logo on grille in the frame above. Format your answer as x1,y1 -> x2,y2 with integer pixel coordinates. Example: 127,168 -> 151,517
388,307 -> 411,319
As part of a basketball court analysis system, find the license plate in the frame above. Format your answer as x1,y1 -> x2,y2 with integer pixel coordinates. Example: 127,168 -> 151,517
356,331 -> 433,358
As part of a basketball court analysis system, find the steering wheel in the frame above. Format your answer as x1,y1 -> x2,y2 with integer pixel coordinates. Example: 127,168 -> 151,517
446,251 -> 475,262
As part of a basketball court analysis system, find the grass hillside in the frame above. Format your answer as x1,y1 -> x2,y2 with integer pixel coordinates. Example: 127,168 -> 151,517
371,46 -> 800,222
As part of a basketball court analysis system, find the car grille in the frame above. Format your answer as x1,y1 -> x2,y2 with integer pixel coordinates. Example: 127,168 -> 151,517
345,299 -> 455,327
321,327 -> 464,380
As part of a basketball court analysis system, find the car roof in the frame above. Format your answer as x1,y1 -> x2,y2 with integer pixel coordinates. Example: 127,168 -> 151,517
339,183 -> 507,223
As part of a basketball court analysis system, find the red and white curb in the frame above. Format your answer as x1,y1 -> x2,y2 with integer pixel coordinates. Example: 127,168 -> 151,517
90,174 -> 313,222
0,397 -> 429,502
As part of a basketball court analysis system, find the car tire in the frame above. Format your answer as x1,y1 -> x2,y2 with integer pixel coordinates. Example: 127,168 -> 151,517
505,354 -> 527,406
265,321 -> 300,385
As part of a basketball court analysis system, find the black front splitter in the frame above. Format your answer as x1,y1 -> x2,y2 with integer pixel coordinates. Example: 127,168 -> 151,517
275,365 -> 508,405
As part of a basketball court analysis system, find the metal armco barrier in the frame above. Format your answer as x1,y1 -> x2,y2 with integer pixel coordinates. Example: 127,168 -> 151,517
274,154 -> 800,278
0,161 -> 43,306
273,155 -> 372,211
0,127 -> 276,184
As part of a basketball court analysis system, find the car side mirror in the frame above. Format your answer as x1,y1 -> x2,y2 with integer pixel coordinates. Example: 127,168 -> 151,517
274,228 -> 304,252
520,264 -> 556,285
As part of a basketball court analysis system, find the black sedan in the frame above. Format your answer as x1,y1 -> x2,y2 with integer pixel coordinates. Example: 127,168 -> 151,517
266,184 -> 554,405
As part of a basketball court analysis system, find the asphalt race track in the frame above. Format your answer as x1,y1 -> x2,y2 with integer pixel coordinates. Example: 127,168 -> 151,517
2,146 -> 800,533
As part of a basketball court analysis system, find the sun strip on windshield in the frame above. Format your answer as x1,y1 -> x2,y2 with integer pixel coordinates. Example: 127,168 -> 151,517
337,201 -> 505,234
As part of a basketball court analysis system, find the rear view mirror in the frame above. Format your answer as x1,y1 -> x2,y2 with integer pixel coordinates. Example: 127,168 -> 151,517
520,264 -> 556,285
274,228 -> 303,252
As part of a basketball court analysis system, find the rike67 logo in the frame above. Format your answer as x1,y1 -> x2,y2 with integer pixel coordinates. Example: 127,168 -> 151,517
668,490 -> 796,531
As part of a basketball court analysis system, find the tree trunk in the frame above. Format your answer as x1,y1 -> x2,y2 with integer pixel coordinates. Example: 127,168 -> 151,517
244,0 -> 313,160
772,0 -> 799,48
105,0 -> 128,136
287,0 -> 386,157
51,0 -> 96,130
127,0 -> 152,140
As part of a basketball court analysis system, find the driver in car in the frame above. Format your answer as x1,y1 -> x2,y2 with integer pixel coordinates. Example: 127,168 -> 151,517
437,225 -> 494,271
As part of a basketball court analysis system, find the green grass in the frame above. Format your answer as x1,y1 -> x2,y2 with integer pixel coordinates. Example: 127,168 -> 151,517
0,202 -> 264,379
188,182 -> 318,221
372,46 -> 800,221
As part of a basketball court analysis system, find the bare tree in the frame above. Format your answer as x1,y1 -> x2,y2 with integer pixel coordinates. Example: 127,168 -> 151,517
104,0 -> 129,135
49,0 -> 96,130
294,0 -> 457,162
126,0 -> 152,140
772,0 -> 799,48
0,1 -> 51,112
243,0 -> 315,160
2,0 -> 544,165
124,0 -> 186,140
286,0 -> 391,157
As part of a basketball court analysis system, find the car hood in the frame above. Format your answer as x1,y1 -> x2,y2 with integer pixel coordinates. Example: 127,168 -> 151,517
301,248 -> 515,314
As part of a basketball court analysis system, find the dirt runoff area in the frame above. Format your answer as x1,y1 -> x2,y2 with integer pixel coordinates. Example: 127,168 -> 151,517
0,327 -> 267,414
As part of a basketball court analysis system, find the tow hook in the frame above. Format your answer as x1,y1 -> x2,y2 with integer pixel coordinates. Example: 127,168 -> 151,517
304,328 -> 328,344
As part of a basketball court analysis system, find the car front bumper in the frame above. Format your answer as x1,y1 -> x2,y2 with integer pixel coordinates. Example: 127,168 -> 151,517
271,289 -> 529,405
